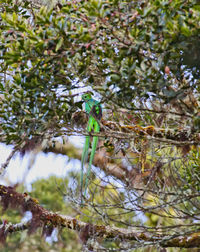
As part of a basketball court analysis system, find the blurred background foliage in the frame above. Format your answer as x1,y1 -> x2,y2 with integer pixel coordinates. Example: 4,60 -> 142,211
0,0 -> 200,251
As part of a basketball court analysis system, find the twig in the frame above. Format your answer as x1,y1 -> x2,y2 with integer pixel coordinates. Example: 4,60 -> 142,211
0,147 -> 18,176
1,184 -> 200,248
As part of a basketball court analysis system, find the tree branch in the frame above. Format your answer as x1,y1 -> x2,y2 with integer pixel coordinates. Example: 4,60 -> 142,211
0,184 -> 200,248
0,147 -> 19,176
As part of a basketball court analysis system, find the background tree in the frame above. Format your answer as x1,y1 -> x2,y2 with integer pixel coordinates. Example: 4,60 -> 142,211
0,0 -> 200,251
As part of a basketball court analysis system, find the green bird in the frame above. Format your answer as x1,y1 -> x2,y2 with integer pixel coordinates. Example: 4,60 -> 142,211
81,92 -> 102,204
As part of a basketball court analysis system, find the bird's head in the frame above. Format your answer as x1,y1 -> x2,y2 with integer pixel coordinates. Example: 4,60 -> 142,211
82,92 -> 93,102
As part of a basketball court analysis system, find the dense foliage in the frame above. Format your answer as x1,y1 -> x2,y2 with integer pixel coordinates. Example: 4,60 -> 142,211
0,0 -> 200,251
0,0 -> 200,143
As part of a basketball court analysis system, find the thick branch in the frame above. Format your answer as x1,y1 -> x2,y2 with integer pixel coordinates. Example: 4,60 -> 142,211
61,121 -> 200,146
0,184 -> 200,248
44,141 -> 128,181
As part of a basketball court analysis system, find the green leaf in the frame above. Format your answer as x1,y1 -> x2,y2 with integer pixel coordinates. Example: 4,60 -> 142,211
110,74 -> 120,82
55,37 -> 64,52
181,23 -> 192,37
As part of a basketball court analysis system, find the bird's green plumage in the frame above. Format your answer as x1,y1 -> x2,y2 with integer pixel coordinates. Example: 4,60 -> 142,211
81,93 -> 102,204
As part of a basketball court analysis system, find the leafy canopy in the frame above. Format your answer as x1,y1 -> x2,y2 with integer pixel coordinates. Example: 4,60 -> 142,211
0,0 -> 200,144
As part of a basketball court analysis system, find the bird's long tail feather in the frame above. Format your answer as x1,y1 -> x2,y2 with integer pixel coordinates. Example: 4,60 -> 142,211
84,121 -> 100,197
80,135 -> 89,204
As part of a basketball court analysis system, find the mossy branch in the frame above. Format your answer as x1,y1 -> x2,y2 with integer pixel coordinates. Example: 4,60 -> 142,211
0,184 -> 200,248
